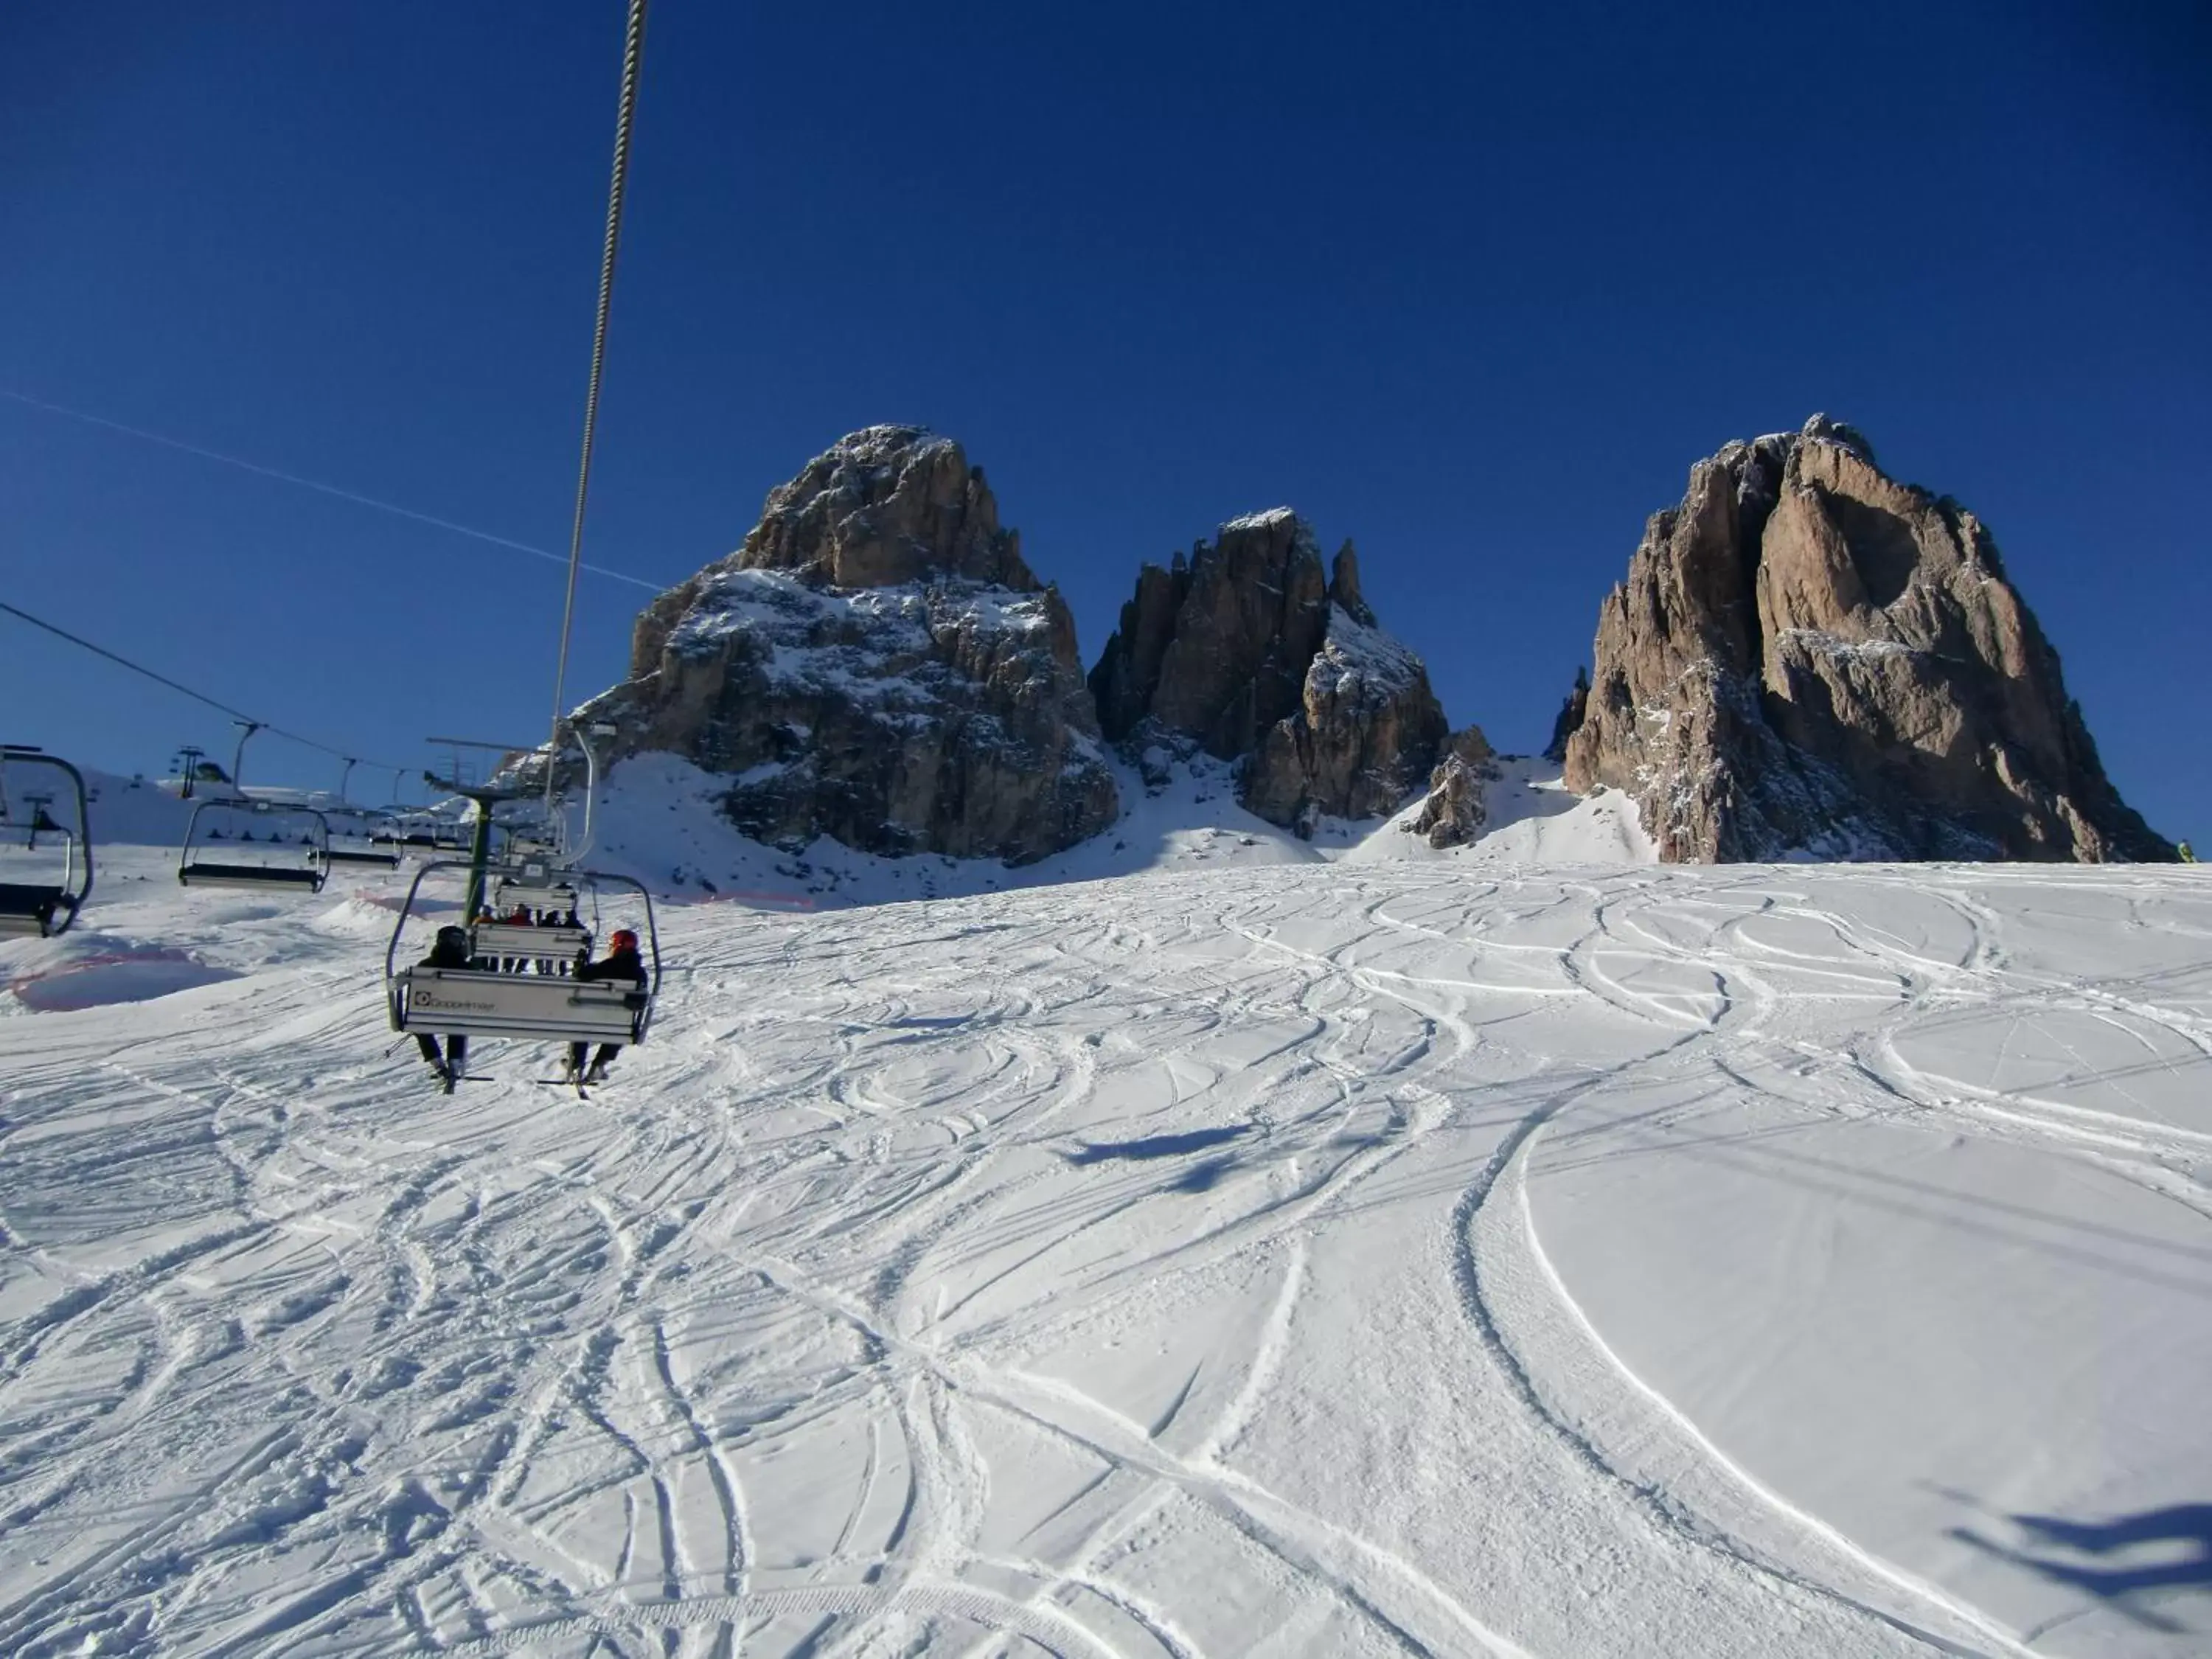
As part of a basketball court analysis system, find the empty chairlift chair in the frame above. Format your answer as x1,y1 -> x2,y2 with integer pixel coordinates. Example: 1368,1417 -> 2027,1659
385,858 -> 660,1063
0,745 -> 95,938
178,799 -> 330,891
324,808 -> 403,869
385,811 -> 457,852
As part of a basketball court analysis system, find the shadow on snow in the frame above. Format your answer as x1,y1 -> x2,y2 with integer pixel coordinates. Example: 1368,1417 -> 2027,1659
1953,1503 -> 2212,1632
1063,1125 -> 1255,1183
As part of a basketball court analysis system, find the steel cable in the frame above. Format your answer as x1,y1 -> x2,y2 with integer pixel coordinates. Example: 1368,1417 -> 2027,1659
546,0 -> 650,755
0,598 -> 411,775
0,387 -> 665,594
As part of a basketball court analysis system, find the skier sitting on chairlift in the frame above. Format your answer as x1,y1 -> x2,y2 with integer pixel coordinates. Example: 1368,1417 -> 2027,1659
501,902 -> 535,973
566,928 -> 645,1085
415,925 -> 474,1085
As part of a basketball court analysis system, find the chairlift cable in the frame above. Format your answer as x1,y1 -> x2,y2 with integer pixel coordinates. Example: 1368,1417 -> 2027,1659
0,386 -> 666,594
546,0 -> 650,757
0,598 -> 410,776
383,1 -> 664,1093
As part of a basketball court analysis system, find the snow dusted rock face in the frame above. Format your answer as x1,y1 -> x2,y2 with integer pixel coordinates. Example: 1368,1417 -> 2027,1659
584,428 -> 1118,865
1407,727 -> 1496,848
1243,603 -> 1454,830
734,422 -> 1035,590
1091,513 -> 1448,832
1562,414 -> 2173,863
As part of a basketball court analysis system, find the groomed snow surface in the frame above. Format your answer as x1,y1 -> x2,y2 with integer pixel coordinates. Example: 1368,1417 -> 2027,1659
2,788 -> 2208,1656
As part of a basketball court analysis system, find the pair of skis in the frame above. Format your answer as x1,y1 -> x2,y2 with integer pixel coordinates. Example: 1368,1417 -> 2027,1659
392,1034 -> 616,1097
428,1074 -> 613,1098
415,1065 -> 613,1099
535,1068 -> 614,1099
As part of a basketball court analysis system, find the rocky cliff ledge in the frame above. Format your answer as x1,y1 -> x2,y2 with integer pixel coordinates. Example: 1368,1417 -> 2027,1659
1089,510 -> 1449,832
1562,415 -> 2171,863
577,426 -> 1118,863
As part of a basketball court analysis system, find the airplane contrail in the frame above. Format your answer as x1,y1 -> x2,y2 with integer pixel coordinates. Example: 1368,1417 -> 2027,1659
0,385 -> 667,594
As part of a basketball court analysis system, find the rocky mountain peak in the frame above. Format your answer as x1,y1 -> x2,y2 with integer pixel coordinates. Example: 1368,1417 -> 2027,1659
735,425 -> 1037,591
1091,509 -> 1448,832
1560,418 -> 2171,863
1091,508 -> 1330,759
1797,411 -> 1878,466
569,430 -> 1116,866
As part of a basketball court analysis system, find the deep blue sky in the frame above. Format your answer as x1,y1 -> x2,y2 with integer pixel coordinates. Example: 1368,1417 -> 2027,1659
4,1 -> 2206,838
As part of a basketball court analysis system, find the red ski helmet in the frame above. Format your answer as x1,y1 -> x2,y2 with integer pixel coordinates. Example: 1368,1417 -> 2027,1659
610,928 -> 639,953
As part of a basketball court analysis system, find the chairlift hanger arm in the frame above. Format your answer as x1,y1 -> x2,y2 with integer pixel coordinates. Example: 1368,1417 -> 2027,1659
383,859 -> 443,986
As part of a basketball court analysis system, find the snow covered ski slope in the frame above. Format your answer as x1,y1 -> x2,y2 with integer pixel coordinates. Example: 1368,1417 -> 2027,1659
1,849 -> 2208,1656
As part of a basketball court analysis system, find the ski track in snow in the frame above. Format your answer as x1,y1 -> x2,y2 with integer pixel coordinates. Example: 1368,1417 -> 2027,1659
0,849 -> 2208,1656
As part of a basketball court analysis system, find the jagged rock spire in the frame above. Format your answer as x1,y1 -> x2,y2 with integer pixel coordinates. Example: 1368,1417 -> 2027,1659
1090,509 -> 1449,831
1543,668 -> 1589,765
1562,415 -> 2171,863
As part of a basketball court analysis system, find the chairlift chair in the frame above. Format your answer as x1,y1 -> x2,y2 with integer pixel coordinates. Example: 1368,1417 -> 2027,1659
470,866 -> 591,961
0,745 -> 95,938
178,799 -> 330,891
432,812 -> 478,852
394,817 -> 476,857
325,807 -> 403,869
506,830 -> 563,862
385,857 -> 661,1054
495,793 -> 571,866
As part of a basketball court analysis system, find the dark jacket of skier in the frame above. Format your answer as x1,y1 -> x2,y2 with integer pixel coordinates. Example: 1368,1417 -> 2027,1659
568,930 -> 647,1084
576,931 -> 646,987
414,925 -> 476,1082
